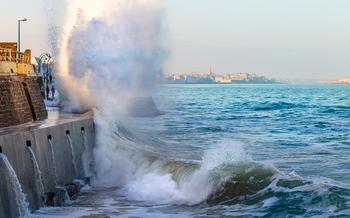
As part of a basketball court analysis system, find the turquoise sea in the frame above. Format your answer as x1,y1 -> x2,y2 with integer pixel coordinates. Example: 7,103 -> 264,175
34,84 -> 350,218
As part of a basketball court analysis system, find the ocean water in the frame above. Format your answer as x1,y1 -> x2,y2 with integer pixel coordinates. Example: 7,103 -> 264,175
33,84 -> 350,218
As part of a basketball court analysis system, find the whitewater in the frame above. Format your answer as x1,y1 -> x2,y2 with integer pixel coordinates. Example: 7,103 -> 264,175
33,84 -> 350,217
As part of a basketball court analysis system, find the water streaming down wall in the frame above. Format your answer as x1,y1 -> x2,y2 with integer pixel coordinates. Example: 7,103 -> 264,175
0,114 -> 95,218
26,143 -> 45,207
81,128 -> 92,177
48,137 -> 58,186
0,152 -> 30,218
66,132 -> 78,178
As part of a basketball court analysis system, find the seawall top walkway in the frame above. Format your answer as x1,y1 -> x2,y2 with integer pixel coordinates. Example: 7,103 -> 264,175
0,109 -> 93,136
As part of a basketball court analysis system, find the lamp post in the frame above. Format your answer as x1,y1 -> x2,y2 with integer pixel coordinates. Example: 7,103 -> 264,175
17,18 -> 27,60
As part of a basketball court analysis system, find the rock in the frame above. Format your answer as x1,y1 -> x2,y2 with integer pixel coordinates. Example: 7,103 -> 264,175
127,96 -> 161,117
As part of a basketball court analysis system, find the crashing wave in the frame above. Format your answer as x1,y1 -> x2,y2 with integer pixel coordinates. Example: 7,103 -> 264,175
92,123 -> 350,217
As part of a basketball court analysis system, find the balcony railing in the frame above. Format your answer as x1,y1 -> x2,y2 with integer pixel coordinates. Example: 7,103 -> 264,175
0,48 -> 31,64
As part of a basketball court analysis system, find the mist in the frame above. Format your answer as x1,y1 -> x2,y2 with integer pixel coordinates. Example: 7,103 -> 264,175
56,0 -> 165,113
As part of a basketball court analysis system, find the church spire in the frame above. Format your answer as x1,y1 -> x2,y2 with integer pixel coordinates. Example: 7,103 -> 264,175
208,65 -> 213,76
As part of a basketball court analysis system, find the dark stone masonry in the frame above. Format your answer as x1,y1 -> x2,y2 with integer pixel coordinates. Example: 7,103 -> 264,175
0,75 -> 47,128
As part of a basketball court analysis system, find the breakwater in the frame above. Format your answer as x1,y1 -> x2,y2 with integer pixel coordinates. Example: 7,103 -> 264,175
0,111 -> 95,218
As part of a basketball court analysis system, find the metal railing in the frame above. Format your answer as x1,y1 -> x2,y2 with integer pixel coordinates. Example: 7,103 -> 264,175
0,48 -> 30,64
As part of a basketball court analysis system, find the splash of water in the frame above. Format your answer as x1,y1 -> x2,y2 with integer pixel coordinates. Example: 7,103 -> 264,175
57,0 -> 165,113
55,0 -> 168,194
53,0 -> 276,207
53,0 -> 259,206
55,186 -> 72,205
27,146 -> 45,202
0,154 -> 30,217
55,2 -> 272,203
121,141 -> 268,205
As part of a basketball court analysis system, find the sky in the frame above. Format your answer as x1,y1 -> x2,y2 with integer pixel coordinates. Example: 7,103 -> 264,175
1,0 -> 350,80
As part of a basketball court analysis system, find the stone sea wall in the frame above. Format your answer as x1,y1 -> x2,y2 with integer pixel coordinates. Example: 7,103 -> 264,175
0,76 -> 32,127
0,115 -> 95,218
0,75 -> 47,128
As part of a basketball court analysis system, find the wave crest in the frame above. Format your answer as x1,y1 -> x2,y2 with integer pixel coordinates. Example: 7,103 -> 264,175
113,141 -> 278,205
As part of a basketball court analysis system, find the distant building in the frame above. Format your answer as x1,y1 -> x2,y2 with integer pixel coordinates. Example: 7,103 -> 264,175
214,75 -> 232,83
164,71 -> 279,84
330,77 -> 350,84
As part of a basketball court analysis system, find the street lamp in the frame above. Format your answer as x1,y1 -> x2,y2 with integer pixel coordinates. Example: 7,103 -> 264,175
17,18 -> 27,53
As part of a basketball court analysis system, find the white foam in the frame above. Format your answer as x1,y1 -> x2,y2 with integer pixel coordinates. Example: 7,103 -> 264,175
121,141 -> 254,205
262,197 -> 279,208
124,173 -> 179,204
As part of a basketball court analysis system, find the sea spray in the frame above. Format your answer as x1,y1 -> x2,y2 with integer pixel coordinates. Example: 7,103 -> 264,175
56,0 -> 167,186
27,146 -> 45,202
55,0 -> 276,206
0,154 -> 30,217
56,0 -> 166,185
92,114 -> 137,187
50,0 -> 260,205
57,0 -> 165,113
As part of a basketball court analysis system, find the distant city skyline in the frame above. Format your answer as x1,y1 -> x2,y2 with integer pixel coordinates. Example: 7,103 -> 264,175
1,0 -> 350,80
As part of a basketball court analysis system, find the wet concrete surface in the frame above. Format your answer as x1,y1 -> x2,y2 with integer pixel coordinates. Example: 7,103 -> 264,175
0,108 -> 93,136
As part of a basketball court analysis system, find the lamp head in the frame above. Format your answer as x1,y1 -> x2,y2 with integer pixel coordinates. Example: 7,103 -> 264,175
17,18 -> 28,22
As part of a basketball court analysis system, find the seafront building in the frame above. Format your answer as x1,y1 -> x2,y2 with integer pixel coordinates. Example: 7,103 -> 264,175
0,42 -> 47,127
